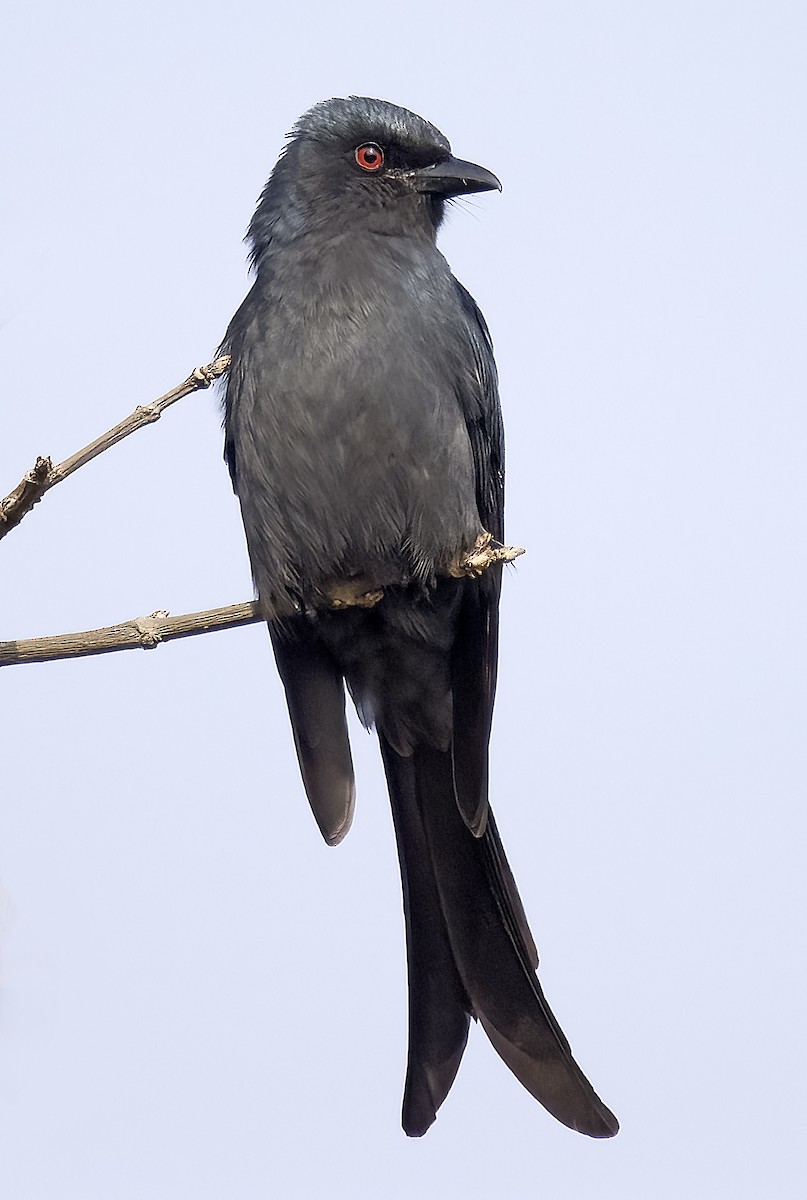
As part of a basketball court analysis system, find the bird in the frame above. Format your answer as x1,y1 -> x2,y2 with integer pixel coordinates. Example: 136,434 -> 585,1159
221,95 -> 618,1139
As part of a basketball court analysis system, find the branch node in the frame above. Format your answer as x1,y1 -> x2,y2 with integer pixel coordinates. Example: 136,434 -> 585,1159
31,456 -> 53,482
135,403 -> 161,424
0,455 -> 55,528
134,610 -> 170,649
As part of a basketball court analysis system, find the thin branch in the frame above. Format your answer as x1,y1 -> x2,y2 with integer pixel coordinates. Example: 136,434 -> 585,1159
0,355 -> 231,541
0,601 -> 262,667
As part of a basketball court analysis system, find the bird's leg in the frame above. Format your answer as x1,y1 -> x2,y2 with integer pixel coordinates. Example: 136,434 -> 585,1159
320,533 -> 525,607
449,531 -> 525,579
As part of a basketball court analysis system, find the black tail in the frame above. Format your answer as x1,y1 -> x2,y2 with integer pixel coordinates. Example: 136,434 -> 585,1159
380,738 -> 619,1139
270,622 -> 355,846
381,739 -> 471,1135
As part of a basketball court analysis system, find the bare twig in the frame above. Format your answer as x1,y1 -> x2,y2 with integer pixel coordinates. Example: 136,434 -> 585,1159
0,356 -> 231,541
0,601 -> 262,667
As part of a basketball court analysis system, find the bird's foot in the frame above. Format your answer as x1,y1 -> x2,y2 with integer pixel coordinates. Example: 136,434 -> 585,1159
319,534 -> 524,607
450,531 -> 525,578
324,580 -> 385,610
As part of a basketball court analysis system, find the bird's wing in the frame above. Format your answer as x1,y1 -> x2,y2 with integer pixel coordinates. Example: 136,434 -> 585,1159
221,292 -> 356,846
453,280 -> 505,542
220,280 -> 266,493
222,355 -> 242,491
450,281 -> 505,836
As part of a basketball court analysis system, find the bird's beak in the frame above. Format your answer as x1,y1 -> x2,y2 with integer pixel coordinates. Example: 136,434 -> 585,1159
411,156 -> 502,198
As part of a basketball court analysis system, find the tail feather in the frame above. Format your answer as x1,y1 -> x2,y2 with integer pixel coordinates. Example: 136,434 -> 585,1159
411,744 -> 619,1138
272,604 -> 617,1137
450,573 -> 498,835
270,623 -> 355,846
483,810 -> 539,972
381,739 -> 471,1136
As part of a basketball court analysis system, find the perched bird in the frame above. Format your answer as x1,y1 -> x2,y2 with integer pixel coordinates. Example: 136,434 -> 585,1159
221,96 -> 618,1139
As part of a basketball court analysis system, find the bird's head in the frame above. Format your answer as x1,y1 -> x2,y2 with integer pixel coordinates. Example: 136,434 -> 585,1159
247,96 -> 501,265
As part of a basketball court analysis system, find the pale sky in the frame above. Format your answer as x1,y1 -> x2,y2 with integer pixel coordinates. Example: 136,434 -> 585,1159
2,2 -> 805,1197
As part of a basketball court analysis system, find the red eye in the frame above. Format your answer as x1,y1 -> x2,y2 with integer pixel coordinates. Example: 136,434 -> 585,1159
355,143 -> 384,172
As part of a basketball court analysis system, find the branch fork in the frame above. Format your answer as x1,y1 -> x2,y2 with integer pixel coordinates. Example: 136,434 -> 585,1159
0,356 -> 230,540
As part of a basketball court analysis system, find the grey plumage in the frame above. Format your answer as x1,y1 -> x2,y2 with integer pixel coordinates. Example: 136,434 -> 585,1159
222,96 -> 618,1138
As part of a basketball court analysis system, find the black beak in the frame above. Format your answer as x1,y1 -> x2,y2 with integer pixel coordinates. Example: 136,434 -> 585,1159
411,155 -> 502,198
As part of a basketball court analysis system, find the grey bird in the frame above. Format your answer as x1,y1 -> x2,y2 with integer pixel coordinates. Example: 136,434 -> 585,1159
221,96 -> 618,1139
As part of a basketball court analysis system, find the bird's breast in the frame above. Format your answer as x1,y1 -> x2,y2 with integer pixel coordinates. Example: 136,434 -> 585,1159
229,240 -> 482,611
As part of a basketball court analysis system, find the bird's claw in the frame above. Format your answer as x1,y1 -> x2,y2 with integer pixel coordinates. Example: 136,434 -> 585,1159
450,531 -> 525,578
325,581 -> 385,610
320,533 -> 525,607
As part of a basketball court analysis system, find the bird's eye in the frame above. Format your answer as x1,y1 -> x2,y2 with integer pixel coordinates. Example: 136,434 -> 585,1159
355,143 -> 385,172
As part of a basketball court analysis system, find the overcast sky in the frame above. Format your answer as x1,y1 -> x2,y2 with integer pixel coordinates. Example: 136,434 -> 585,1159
2,2 -> 805,1197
